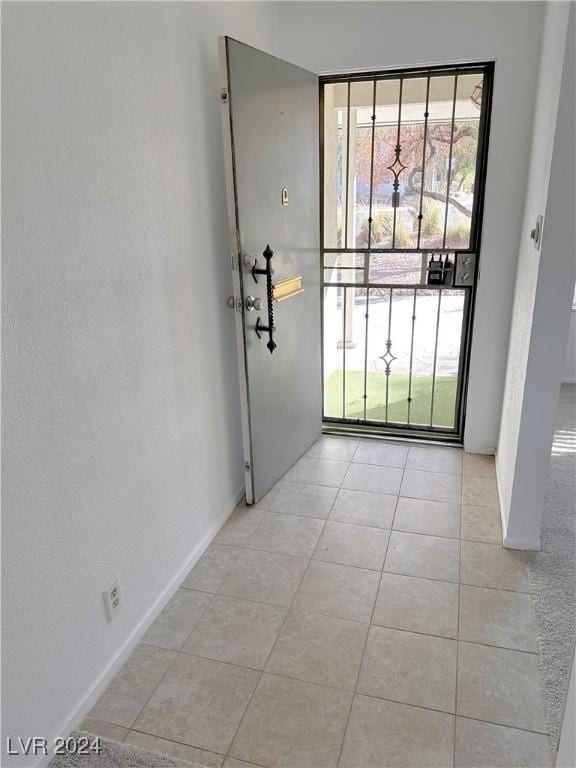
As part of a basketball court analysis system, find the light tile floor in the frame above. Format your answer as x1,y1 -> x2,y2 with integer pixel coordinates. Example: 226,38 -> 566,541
84,437 -> 552,768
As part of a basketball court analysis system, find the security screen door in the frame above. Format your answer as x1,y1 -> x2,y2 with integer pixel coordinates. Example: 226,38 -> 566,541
219,38 -> 321,503
321,63 -> 493,440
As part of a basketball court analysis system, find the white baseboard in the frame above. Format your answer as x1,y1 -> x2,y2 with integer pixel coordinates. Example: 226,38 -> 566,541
34,487 -> 245,768
495,465 -> 541,551
462,443 -> 496,455
495,466 -> 507,548
503,533 -> 542,550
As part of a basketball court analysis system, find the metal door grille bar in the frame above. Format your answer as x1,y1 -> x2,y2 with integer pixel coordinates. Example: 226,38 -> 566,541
325,280 -> 455,290
416,77 -> 431,251
362,289 -> 370,422
429,288 -> 443,427
367,82 -> 377,249
342,285 -> 347,419
321,61 -> 491,85
321,61 -> 494,440
442,75 -> 459,249
323,247 -> 476,253
344,82 -> 351,250
385,287 -> 393,424
391,78 -> 404,250
329,281 -> 467,433
406,289 -> 417,426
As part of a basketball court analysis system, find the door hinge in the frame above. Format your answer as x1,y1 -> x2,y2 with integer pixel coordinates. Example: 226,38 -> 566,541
244,462 -> 251,472
221,88 -> 229,103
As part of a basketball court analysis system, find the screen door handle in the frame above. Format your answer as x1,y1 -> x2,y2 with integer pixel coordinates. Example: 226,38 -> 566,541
252,244 -> 277,353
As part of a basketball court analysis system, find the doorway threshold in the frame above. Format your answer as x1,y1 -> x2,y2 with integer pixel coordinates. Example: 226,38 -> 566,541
322,422 -> 463,447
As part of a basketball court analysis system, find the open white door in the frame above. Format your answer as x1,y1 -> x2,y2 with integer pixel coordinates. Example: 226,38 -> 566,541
219,37 -> 321,503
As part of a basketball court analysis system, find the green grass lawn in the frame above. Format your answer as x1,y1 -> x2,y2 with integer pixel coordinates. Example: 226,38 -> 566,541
324,369 -> 457,428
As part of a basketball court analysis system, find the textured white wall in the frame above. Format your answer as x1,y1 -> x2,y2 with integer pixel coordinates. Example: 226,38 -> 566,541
564,308 -> 576,383
497,2 -> 574,548
276,0 -> 545,452
2,3 -> 278,765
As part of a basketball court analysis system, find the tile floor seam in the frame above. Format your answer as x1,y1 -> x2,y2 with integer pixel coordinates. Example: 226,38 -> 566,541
222,506 -> 328,763
230,538 -> 411,575
262,656 -> 363,693
456,638 -> 542,657
134,539 -> 309,763
338,458 -> 351,490
298,454 -> 354,465
330,516 -> 395,530
459,578 -> 531,595
254,506 -> 329,521
203,572 -> 387,612
344,689 -> 457,718
401,495 -> 496,512
336,470 -> 404,768
355,691 -> 550,737
94,439 -> 538,768
145,649 -> 364,698
261,536 -> 325,563
331,484 -> 405,498
224,670 -> 355,768
385,527 -> 464,544
142,621 -> 540,662
124,649 -> 182,733
307,519 -> 498,546
393,523 -> 460,540
124,727 -> 228,762
123,726 -> 270,768
172,590 -> 216,653
349,451 -> 409,470
453,713 -> 550,737
453,480 -> 463,768
103,687 -> 552,758
402,465 -> 463,476
202,538 -> 532,594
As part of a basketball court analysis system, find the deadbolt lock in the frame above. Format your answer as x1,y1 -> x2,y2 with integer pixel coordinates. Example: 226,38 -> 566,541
245,295 -> 262,312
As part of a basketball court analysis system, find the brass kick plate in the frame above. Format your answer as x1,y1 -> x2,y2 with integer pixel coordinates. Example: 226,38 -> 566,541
273,275 -> 303,302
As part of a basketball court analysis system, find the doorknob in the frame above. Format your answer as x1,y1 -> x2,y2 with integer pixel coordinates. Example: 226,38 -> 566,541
245,296 -> 262,312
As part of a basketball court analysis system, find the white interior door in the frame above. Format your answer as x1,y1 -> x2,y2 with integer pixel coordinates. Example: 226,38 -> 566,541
219,37 -> 321,504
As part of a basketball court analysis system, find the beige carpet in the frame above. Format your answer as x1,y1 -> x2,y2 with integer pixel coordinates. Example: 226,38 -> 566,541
527,384 -> 576,748
49,731 -> 202,768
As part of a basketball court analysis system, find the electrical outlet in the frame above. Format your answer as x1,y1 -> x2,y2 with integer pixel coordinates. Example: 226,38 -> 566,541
103,578 -> 122,622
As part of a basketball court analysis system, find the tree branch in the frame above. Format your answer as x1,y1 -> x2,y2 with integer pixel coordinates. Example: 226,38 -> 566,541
407,167 -> 472,217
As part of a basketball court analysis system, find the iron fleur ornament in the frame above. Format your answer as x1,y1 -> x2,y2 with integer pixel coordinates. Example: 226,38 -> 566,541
379,339 -> 397,376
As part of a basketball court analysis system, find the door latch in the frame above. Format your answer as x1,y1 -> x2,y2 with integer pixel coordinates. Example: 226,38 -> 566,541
245,296 -> 262,312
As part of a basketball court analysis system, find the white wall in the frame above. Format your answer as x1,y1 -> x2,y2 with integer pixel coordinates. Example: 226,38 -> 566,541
497,2 -> 574,549
1,4 -> 278,765
563,307 -> 576,383
276,0 -> 545,453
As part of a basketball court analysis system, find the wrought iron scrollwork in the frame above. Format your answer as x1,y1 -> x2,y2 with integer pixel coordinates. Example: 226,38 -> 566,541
379,339 -> 397,376
387,143 -> 406,209
251,245 -> 276,353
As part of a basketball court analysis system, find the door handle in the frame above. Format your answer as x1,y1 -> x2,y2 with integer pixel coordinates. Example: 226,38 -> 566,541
251,244 -> 277,353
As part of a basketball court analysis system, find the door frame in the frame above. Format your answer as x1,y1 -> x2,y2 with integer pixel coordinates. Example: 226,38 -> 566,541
219,36 -> 255,501
319,60 -> 495,443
